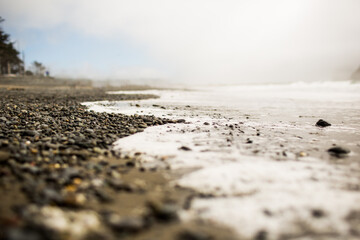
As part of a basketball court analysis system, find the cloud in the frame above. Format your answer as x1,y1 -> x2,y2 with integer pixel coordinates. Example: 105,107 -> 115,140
2,0 -> 360,84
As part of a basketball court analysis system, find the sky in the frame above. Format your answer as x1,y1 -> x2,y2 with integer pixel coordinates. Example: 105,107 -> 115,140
1,0 -> 360,85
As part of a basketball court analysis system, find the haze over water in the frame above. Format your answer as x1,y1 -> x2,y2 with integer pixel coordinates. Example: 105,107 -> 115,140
2,0 -> 360,85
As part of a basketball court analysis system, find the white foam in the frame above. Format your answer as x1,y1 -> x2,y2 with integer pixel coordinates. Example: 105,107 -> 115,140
83,82 -> 360,239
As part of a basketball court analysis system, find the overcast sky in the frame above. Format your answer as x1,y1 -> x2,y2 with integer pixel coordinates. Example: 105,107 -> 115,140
1,0 -> 360,85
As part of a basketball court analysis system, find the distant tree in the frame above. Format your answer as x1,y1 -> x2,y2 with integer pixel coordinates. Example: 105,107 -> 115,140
32,61 -> 46,76
25,70 -> 33,76
0,17 -> 23,75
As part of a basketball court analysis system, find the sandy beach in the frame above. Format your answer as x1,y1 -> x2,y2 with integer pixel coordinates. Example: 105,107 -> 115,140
1,79 -> 360,240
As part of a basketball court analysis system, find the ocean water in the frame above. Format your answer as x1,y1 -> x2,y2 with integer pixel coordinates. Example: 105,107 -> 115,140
83,81 -> 360,239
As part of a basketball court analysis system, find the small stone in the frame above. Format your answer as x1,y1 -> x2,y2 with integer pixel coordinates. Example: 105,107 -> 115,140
177,119 -> 186,123
110,170 -> 122,179
30,148 -> 38,154
312,209 -> 325,218
298,151 -> 308,157
107,214 -> 145,232
177,229 -> 212,240
0,116 -> 7,122
255,230 -> 268,240
85,128 -> 94,134
73,178 -> 82,185
0,150 -> 11,162
22,130 -> 39,137
129,128 -> 137,134
147,198 -> 178,221
316,119 -> 331,127
139,123 -> 148,128
61,192 -> 86,207
327,146 -> 350,157
179,146 -> 192,151
203,122 -> 210,125
93,147 -> 102,154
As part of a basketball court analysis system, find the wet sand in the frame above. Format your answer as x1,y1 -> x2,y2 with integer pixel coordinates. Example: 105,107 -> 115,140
89,84 -> 360,239
0,86 -> 237,240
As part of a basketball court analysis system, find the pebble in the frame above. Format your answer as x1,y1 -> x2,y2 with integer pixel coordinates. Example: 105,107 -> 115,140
327,146 -> 350,157
177,229 -> 212,240
0,150 -> 11,162
147,198 -> 178,221
179,146 -> 192,151
107,214 -> 145,232
315,119 -> 331,127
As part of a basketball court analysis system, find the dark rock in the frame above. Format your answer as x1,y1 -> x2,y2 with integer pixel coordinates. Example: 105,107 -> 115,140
312,209 -> 325,218
147,199 -> 178,221
177,229 -> 212,240
254,230 -> 268,240
126,161 -> 135,167
315,119 -> 331,127
327,146 -> 350,157
22,130 -> 39,137
203,122 -> 210,125
179,146 -> 192,151
177,119 -> 186,123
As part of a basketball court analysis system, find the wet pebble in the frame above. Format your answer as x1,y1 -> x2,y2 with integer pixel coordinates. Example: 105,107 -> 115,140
179,146 -> 192,151
0,150 -> 11,162
316,119 -> 331,127
327,146 -> 350,157
106,214 -> 146,232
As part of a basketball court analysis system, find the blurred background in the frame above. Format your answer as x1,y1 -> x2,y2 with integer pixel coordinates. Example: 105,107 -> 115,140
1,0 -> 360,86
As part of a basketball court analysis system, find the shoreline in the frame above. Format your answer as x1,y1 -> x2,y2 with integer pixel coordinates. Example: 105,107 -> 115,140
91,85 -> 360,239
0,87 -> 237,240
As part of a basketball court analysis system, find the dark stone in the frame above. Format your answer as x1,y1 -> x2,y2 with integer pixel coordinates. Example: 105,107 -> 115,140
179,146 -> 192,151
126,161 -> 135,167
177,229 -> 212,240
147,199 -> 178,221
312,209 -> 325,218
22,130 -> 39,137
254,230 -> 268,240
316,119 -> 331,127
177,119 -> 186,123
327,146 -> 350,157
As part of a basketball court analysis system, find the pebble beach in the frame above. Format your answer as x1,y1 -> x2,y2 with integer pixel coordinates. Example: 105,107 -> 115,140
0,85 -> 237,240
